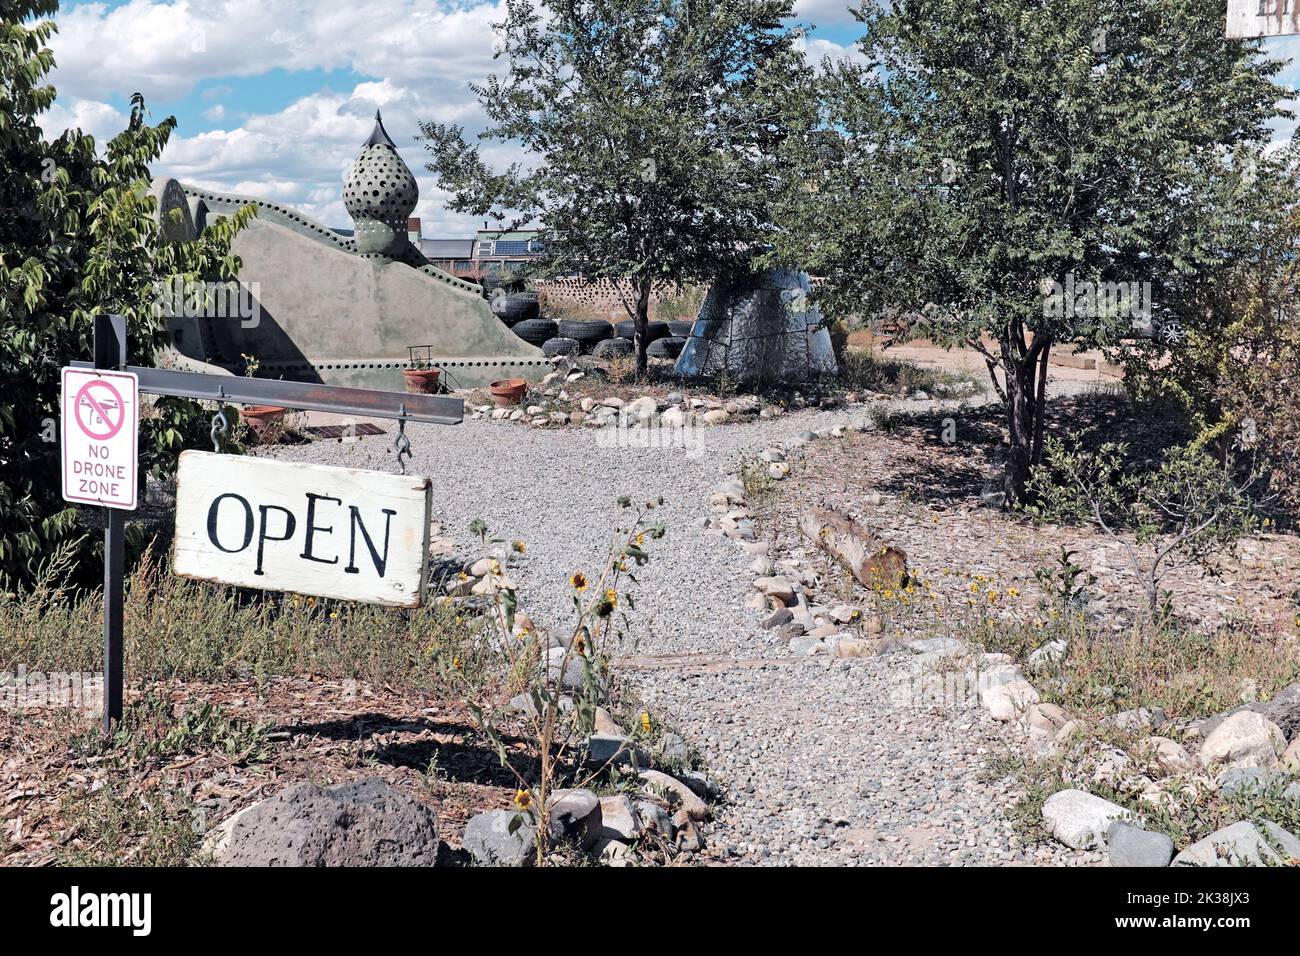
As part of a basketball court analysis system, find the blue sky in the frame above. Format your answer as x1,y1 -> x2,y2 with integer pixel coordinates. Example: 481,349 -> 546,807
44,1 -> 1300,235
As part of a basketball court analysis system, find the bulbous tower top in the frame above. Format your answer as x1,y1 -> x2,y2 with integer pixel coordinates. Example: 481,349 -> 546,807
344,111 -> 418,254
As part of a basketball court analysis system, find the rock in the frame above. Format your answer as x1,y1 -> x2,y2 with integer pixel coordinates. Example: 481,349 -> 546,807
593,707 -> 624,736
1042,789 -> 1131,850
1283,737 -> 1300,772
547,789 -> 603,850
753,576 -> 796,606
214,779 -> 439,866
658,732 -> 689,764
639,769 -> 710,820
1140,736 -> 1195,775
675,769 -> 722,801
675,817 -> 705,853
593,837 -> 634,865
835,638 -> 874,658
1199,710 -> 1287,770
702,409 -> 730,425
598,795 -> 643,841
636,800 -> 674,837
767,462 -> 791,480
588,733 -> 653,769
760,607 -> 793,630
1021,702 -> 1071,737
789,636 -> 824,656
661,406 -> 686,427
1172,820 -> 1300,867
750,556 -> 774,577
907,637 -> 964,656
1217,767 -> 1286,797
601,397 -> 624,409
1027,640 -> 1067,668
624,396 -> 657,419
1103,707 -> 1166,733
1106,821 -> 1173,867
828,604 -> 860,624
977,665 -> 1040,722
875,638 -> 910,656
760,448 -> 785,463
463,809 -> 536,867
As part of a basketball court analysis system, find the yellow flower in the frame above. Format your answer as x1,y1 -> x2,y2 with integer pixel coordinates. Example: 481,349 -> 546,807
329,611 -> 338,619
488,558 -> 501,574
884,589 -> 894,600
605,588 -> 617,607
987,591 -> 999,604
1008,587 -> 1019,598
307,596 -> 316,606
574,634 -> 586,653
636,532 -> 645,547
970,582 -> 980,593
453,656 -> 463,670
570,572 -> 588,591
512,540 -> 526,553
514,789 -> 532,811
640,712 -> 652,733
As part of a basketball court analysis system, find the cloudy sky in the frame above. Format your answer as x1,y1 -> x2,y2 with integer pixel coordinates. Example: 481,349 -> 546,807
40,1 -> 1300,236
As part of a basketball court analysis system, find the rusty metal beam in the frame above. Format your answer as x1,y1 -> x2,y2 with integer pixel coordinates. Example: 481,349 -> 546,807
72,362 -> 463,425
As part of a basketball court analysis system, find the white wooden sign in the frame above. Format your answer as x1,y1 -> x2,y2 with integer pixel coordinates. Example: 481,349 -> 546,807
61,367 -> 139,511
1227,0 -> 1300,37
172,451 -> 432,607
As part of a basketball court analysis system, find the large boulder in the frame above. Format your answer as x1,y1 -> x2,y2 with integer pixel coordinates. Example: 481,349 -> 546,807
1106,821 -> 1173,868
1198,710 -> 1287,770
674,268 -> 837,386
1198,683 -> 1300,744
212,778 -> 440,866
1172,820 -> 1300,867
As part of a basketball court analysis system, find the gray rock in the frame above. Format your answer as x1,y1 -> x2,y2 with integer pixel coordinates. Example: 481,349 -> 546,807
875,639 -> 910,656
464,809 -> 536,867
1172,820 -> 1300,867
547,789 -> 602,851
1103,707 -> 1166,733
587,733 -> 653,769
1042,789 -> 1131,850
1106,822 -> 1173,867
1217,767 -> 1285,797
760,607 -> 793,630
659,732 -> 690,764
907,637 -> 964,656
216,778 -> 440,867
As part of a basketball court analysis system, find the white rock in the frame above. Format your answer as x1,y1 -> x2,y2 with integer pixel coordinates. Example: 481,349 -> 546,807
767,462 -> 791,480
752,576 -> 796,605
624,396 -> 657,419
661,406 -> 686,427
702,409 -> 730,425
1140,736 -> 1196,775
1199,711 -> 1286,770
1042,789 -> 1131,850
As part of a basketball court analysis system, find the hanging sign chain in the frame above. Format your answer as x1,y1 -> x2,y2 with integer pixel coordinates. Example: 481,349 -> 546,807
392,404 -> 413,475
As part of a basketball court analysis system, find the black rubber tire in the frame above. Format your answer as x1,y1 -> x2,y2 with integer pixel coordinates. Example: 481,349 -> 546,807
558,319 -> 614,347
667,320 -> 695,337
480,274 -> 523,298
593,336 -> 635,359
492,294 -> 541,325
647,335 -> 686,359
511,318 -> 558,346
542,336 -> 580,358
613,319 -> 670,342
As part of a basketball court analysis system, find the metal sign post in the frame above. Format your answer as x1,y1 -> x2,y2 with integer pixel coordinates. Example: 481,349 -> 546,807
70,314 -> 464,734
93,315 -> 128,733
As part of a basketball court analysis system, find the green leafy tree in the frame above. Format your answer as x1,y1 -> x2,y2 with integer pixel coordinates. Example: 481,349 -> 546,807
1,0 -> 253,585
772,0 -> 1288,504
420,0 -> 811,376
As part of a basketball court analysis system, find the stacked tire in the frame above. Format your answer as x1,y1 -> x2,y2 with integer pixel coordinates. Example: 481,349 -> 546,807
613,319 -> 670,343
542,337 -> 579,358
667,319 -> 695,338
592,337 -> 634,359
512,318 -> 558,346
558,319 -> 613,353
491,293 -> 540,326
647,336 -> 686,360
480,274 -> 523,298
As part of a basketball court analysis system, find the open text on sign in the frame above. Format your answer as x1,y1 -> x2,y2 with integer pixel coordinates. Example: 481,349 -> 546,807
60,368 -> 139,511
171,451 -> 433,608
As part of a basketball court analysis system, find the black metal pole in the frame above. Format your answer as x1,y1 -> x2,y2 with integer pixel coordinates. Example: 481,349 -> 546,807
94,315 -> 127,733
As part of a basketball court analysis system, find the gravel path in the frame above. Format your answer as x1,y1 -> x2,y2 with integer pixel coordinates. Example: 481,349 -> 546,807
268,388 -> 1096,866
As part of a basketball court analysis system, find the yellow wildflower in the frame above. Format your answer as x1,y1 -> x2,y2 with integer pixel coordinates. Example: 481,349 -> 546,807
570,572 -> 588,591
514,789 -> 532,811
512,540 -> 526,553
640,712 -> 652,733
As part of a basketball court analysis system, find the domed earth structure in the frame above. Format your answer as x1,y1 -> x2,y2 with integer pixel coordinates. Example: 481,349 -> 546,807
156,112 -> 546,390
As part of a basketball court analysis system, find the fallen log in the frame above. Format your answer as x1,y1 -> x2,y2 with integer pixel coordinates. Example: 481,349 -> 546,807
799,507 -> 909,590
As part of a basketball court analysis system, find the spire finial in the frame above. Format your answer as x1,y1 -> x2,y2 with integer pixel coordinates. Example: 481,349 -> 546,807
364,110 -> 396,149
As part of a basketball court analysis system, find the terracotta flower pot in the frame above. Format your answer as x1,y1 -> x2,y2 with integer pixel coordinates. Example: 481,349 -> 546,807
241,405 -> 286,439
403,367 -> 443,394
489,378 -> 528,407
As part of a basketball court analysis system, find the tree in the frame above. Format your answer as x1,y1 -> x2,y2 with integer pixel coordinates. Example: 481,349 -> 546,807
420,0 -> 811,377
772,0 -> 1288,505
1,0 -> 253,585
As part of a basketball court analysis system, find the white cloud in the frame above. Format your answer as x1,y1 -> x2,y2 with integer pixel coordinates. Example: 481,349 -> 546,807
793,0 -> 865,27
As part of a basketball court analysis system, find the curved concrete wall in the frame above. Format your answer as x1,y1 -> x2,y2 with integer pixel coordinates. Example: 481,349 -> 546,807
163,181 -> 547,390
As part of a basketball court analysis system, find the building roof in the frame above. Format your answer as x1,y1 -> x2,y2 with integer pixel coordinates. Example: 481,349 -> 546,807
421,238 -> 475,258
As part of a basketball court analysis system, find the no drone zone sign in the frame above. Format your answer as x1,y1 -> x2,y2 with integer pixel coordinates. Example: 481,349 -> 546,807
61,367 -> 139,511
